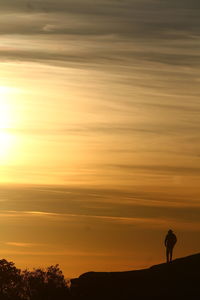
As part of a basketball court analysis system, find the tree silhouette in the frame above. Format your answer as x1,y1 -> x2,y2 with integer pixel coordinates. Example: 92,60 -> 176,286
0,259 -> 23,299
0,259 -> 70,300
22,264 -> 70,300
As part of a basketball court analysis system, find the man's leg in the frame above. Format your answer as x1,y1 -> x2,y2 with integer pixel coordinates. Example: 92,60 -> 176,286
166,247 -> 170,263
169,247 -> 173,262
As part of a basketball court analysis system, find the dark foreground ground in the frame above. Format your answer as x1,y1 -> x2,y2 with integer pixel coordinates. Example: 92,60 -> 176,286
71,253 -> 200,300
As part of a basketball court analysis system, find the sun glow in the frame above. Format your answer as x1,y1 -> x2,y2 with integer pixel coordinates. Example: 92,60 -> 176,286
0,86 -> 16,164
0,131 -> 13,159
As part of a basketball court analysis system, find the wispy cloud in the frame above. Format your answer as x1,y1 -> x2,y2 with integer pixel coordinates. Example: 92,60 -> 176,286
0,0 -> 200,69
0,209 -> 199,231
5,242 -> 38,248
107,164 -> 200,176
0,249 -> 119,257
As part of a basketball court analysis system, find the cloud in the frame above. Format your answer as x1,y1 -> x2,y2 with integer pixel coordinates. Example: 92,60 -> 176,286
108,164 -> 200,176
5,242 -> 38,247
0,0 -> 199,38
5,114 -> 200,140
2,183 -> 200,223
0,0 -> 200,70
0,207 -> 200,231
0,248 -> 118,257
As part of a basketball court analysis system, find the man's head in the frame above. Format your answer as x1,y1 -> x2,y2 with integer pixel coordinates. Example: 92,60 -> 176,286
168,229 -> 173,234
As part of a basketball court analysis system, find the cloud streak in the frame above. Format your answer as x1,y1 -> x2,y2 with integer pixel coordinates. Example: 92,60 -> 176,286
0,208 -> 200,232
0,0 -> 200,69
5,242 -> 39,248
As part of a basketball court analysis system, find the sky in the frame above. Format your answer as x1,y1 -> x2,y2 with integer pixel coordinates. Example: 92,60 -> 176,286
0,0 -> 200,277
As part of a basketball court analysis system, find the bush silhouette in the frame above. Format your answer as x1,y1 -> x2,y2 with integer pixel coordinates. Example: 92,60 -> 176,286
0,259 -> 23,299
0,259 -> 70,300
22,264 -> 70,300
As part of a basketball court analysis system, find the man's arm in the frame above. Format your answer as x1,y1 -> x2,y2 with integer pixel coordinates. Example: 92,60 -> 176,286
174,234 -> 177,244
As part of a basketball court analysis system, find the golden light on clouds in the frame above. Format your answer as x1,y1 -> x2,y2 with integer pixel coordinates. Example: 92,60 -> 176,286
0,0 -> 200,278
0,131 -> 13,163
0,87 -> 15,164
0,87 -> 12,129
0,86 -> 24,167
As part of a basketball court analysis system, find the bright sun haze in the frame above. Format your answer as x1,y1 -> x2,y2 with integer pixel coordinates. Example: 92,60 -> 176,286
0,0 -> 200,278
0,88 -> 16,164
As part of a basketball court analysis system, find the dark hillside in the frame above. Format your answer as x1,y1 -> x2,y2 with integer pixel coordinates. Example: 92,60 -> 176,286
71,253 -> 200,300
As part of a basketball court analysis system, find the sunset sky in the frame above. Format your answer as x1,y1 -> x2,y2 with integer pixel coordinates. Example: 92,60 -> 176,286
0,0 -> 200,277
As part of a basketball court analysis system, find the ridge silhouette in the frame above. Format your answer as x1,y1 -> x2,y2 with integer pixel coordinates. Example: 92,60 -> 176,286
71,253 -> 200,300
0,253 -> 199,299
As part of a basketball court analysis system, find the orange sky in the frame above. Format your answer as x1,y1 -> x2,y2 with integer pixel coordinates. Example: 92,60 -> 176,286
0,0 -> 200,277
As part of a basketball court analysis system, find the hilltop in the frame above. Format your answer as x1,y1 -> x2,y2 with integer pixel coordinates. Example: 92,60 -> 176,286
71,253 -> 200,300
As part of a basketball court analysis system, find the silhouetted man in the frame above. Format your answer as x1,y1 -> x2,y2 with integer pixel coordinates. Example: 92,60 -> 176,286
165,229 -> 177,263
